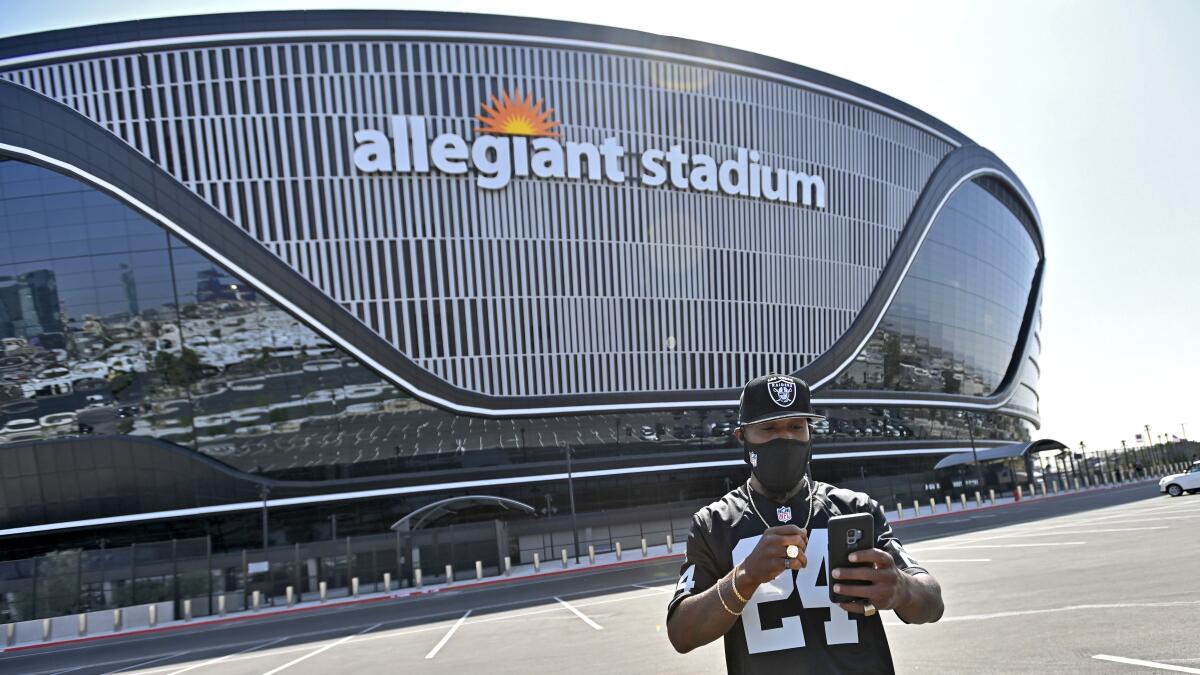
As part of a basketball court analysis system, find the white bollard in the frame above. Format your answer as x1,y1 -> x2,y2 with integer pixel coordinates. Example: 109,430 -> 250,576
286,585 -> 295,607
5,622 -> 14,646
149,604 -> 158,626
384,572 -> 392,591
446,564 -> 455,583
533,553 -> 540,572
415,569 -> 423,587
218,595 -> 226,616
974,491 -> 982,508
1074,477 -> 1081,491
251,591 -> 260,612
588,545 -> 595,564
988,488 -> 995,504
913,500 -> 921,517
929,497 -> 937,514
561,549 -> 569,568
896,503 -> 904,519
945,494 -> 952,512
475,560 -> 483,580
960,493 -> 967,509
615,542 -> 622,561
319,581 -> 328,602
184,599 -> 192,622
78,612 -> 88,635
666,535 -> 673,553
641,538 -> 648,556
352,577 -> 359,597
504,556 -> 512,576
42,618 -> 51,642
114,608 -> 123,631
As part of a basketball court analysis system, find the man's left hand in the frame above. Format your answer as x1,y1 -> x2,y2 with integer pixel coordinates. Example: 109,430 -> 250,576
831,548 -> 909,614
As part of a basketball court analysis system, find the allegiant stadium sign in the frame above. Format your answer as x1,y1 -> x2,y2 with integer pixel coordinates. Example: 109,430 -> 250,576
351,90 -> 827,209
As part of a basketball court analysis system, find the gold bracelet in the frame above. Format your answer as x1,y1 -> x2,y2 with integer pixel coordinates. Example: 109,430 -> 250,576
729,564 -> 749,604
716,576 -> 741,616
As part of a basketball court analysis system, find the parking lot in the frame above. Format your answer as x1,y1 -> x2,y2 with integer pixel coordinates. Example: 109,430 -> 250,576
3,483 -> 1197,674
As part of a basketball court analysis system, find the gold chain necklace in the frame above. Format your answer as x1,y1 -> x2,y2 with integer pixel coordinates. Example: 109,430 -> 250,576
746,478 -> 815,531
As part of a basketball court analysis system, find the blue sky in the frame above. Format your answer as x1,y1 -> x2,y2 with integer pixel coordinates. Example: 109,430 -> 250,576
3,0 -> 1198,452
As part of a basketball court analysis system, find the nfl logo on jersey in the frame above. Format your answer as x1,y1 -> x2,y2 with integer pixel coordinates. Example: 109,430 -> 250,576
767,376 -> 796,407
776,505 -> 792,523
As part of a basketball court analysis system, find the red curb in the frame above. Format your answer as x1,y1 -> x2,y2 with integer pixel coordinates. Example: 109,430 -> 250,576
2,551 -> 684,653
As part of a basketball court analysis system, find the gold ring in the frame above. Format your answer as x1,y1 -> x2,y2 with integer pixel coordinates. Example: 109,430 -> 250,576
863,602 -> 877,617
785,545 -> 800,559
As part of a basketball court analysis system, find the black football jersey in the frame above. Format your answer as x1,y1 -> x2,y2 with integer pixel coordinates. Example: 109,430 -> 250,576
666,481 -> 927,674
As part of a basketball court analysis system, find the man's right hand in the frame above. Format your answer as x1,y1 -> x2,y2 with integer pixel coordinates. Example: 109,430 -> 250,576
741,525 -> 809,584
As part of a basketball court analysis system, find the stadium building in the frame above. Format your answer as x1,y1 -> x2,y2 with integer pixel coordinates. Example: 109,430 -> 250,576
0,11 -> 1043,559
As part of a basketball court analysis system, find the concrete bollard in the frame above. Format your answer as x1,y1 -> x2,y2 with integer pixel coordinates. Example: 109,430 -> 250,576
446,564 -> 455,583
561,549 -> 569,568
588,545 -> 595,564
960,493 -> 967,510
251,591 -> 260,612
988,488 -> 996,504
79,612 -> 88,635
149,604 -> 158,627
1074,477 -> 1081,491
913,500 -> 921,517
615,542 -> 622,561
475,561 -> 483,580
6,622 -> 14,646
1029,483 -> 1036,498
896,503 -> 904,520
384,573 -> 392,592
533,553 -> 541,572
945,494 -> 952,512
1015,485 -> 1022,502
352,577 -> 359,597
218,595 -> 226,616
974,491 -> 982,508
319,581 -> 328,602
415,569 -> 423,587
666,535 -> 673,553
286,586 -> 295,607
641,538 -> 648,556
504,557 -> 512,576
42,618 -> 51,642
184,599 -> 192,622
113,608 -> 123,632
929,497 -> 937,514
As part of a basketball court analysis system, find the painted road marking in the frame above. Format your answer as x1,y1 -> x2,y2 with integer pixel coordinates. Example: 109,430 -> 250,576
164,637 -> 288,675
939,599 -> 1200,623
1092,654 -> 1200,673
261,623 -> 379,675
943,526 -> 1166,544
102,652 -> 189,674
918,558 -> 992,563
912,541 -> 1086,552
424,611 -> 471,660
555,596 -> 604,630
631,583 -> 672,592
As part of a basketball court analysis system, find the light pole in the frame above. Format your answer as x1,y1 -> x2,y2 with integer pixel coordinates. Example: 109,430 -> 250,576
560,443 -> 581,563
259,484 -> 270,552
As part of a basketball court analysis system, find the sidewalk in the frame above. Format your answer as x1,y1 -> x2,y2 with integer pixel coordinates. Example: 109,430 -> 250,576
2,474 -> 1166,653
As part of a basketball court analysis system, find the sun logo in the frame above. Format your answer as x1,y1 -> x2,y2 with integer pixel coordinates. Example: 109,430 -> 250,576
474,89 -> 560,137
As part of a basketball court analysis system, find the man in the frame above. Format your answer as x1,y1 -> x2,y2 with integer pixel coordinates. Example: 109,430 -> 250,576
666,374 -> 943,673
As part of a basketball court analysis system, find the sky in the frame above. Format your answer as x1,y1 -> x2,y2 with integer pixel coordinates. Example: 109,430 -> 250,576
2,0 -> 1198,453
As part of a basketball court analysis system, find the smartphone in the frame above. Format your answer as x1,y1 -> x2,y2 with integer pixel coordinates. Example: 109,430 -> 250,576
827,513 -> 875,604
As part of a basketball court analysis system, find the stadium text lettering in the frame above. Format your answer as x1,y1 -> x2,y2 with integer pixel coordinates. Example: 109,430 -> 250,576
352,115 -> 827,209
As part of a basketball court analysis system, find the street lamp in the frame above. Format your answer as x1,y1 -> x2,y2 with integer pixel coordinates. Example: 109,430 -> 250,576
559,442 -> 581,564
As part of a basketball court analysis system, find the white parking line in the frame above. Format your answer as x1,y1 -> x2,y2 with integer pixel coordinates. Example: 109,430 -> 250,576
918,558 -> 992,563
1092,654 -> 1200,673
261,623 -> 379,675
164,637 -> 288,675
554,596 -> 604,630
631,583 -> 673,592
940,599 -> 1200,623
944,526 -> 1165,544
424,611 -> 471,660
912,541 -> 1086,552
102,652 -> 188,674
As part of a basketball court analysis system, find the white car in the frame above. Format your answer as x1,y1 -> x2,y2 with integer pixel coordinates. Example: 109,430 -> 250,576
1159,462 -> 1200,497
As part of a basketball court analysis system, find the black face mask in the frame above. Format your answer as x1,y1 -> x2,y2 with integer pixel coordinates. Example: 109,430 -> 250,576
744,437 -> 812,497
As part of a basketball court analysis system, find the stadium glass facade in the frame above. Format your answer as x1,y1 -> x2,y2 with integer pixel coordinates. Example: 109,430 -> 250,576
0,11 -> 1042,558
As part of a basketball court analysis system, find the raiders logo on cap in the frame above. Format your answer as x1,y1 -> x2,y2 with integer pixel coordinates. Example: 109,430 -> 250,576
767,376 -> 797,407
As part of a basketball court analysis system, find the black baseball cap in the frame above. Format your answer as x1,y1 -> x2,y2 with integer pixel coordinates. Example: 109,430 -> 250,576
738,374 -> 825,426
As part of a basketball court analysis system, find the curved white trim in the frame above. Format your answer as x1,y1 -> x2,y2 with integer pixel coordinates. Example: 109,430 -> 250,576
0,28 -> 962,148
810,168 -> 1044,413
0,446 -> 979,538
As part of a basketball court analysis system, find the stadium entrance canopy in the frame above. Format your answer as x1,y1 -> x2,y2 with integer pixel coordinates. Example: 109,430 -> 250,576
390,496 -> 537,531
934,439 -> 1068,471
